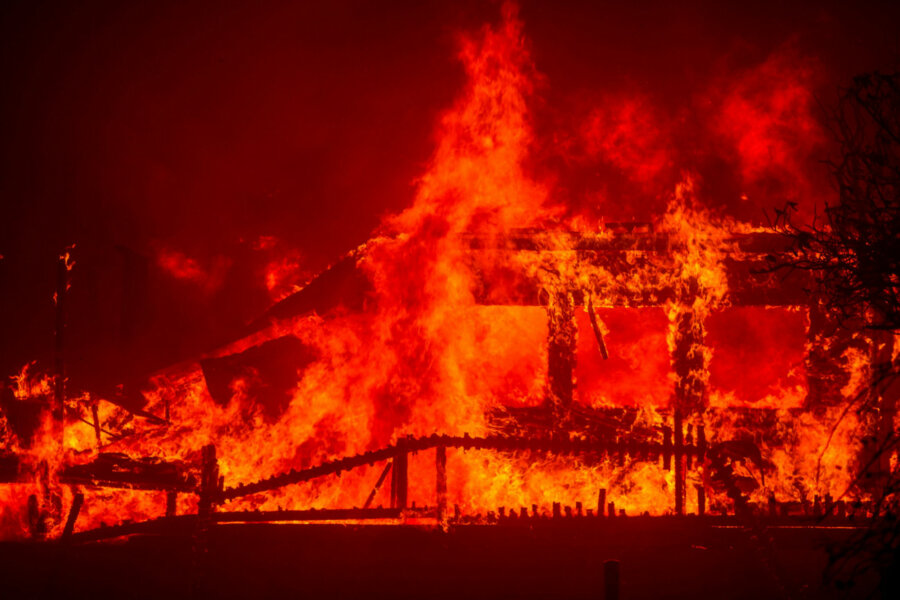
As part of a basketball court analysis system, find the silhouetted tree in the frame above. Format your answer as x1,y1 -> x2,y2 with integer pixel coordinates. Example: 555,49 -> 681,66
771,71 -> 900,597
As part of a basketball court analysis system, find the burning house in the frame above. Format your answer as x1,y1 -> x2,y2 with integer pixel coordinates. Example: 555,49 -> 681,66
1,2 -> 898,599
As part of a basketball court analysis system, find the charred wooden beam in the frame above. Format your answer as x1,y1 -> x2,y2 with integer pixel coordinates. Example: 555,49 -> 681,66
469,258 -> 812,307
60,453 -> 196,492
586,297 -> 609,360
696,484 -> 705,517
363,461 -> 392,509
192,444 -> 218,598
166,491 -> 177,517
61,492 -> 84,539
436,446 -> 447,523
91,403 -> 102,448
391,444 -> 408,510
198,445 -> 219,518
674,414 -> 685,516
547,290 -> 576,421
662,426 -> 672,471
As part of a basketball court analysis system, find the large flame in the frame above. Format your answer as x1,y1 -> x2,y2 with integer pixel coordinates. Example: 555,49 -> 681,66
0,4 -> 879,537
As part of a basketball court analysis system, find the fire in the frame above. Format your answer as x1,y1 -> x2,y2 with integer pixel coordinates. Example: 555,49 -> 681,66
0,3 -> 888,539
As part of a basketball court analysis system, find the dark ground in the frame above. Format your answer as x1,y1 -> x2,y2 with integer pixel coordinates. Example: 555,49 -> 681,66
0,518 -> 882,599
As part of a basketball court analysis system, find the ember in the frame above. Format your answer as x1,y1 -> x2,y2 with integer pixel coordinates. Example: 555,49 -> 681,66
1,2 -> 898,598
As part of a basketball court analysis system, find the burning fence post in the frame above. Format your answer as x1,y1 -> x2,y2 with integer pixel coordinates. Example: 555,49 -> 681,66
197,444 -> 219,522
193,444 -> 219,597
597,489 -> 607,517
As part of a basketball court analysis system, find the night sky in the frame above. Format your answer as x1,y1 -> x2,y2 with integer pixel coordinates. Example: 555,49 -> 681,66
1,0 -> 898,393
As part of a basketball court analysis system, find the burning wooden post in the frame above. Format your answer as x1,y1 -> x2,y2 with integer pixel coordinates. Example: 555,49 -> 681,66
166,491 -> 177,517
390,442 -> 408,510
586,297 -> 610,360
662,426 -> 672,470
546,289 -> 576,425
193,444 -> 219,597
61,492 -> 84,539
695,484 -> 705,517
674,416 -> 685,516
436,445 -> 447,523
597,488 -> 607,517
363,461 -> 393,509
669,277 -> 708,516
197,444 -> 219,523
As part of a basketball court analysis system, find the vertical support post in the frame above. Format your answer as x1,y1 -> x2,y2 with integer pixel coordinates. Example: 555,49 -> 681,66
662,426 -> 672,470
597,488 -> 607,517
166,491 -> 177,517
669,279 -> 707,517
193,444 -> 218,597
197,444 -> 218,520
604,560 -> 620,600
436,446 -> 447,523
695,484 -> 705,517
391,448 -> 408,510
674,413 -> 685,516
696,424 -> 706,461
546,290 -> 576,428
